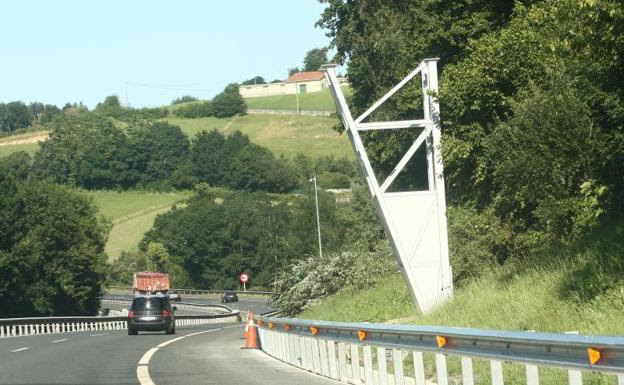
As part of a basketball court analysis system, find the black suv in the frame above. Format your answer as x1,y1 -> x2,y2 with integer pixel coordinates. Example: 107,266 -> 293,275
127,295 -> 176,335
221,291 -> 238,303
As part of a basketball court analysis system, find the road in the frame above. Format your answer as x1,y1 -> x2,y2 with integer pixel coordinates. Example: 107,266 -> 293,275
103,293 -> 275,316
1,297 -> 337,385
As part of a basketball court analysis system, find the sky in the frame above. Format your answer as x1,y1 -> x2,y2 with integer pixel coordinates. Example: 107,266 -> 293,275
0,1 -> 333,108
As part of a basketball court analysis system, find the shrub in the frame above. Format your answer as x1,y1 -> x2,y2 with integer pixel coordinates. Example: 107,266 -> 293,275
272,243 -> 396,316
173,101 -> 213,118
212,84 -> 246,118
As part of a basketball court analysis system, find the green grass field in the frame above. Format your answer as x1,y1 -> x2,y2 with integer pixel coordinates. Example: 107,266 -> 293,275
0,143 -> 40,158
165,114 -> 352,159
83,190 -> 192,260
0,130 -> 48,158
244,86 -> 351,111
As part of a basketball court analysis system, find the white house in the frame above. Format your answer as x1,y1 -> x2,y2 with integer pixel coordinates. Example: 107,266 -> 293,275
239,71 -> 347,98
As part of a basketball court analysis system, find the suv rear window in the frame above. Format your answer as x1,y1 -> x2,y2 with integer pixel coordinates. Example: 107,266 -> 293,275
132,297 -> 167,311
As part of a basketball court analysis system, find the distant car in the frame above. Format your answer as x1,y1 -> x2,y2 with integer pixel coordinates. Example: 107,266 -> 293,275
221,291 -> 238,303
168,293 -> 181,302
127,295 -> 176,335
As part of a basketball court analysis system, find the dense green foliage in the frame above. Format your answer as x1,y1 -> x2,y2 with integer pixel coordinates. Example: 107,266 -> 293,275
241,76 -> 266,85
139,183 -> 380,292
0,152 -> 108,317
318,0 -> 624,297
172,101 -> 214,118
0,101 -> 62,133
171,95 -> 199,104
211,83 -> 247,118
303,48 -> 329,72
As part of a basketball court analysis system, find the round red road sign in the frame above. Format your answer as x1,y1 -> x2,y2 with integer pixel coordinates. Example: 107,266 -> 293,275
240,273 -> 249,283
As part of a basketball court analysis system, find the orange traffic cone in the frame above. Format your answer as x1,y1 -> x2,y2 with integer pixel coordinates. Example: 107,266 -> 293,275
242,314 -> 259,349
243,311 -> 252,339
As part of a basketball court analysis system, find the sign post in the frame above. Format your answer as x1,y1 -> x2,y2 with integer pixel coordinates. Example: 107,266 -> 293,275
240,273 -> 249,292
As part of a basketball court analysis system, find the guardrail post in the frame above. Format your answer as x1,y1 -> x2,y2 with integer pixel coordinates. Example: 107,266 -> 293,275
618,374 -> 624,385
413,351 -> 425,385
393,349 -> 405,385
320,339 -> 330,377
312,339 -> 322,374
363,345 -> 374,385
436,353 -> 449,385
338,342 -> 348,381
490,360 -> 504,385
351,344 -> 361,383
526,364 -> 539,385
378,347 -> 388,385
328,340 -> 338,379
461,357 -> 474,385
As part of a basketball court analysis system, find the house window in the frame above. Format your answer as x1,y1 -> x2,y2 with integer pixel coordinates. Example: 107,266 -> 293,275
299,84 -> 307,94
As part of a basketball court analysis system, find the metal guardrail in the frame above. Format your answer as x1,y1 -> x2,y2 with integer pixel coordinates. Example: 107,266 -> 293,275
0,305 -> 240,338
101,298 -> 233,314
255,315 -> 624,385
106,286 -> 275,296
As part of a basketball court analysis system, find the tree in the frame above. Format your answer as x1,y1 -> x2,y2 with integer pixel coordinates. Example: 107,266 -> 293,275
97,95 -> 121,109
171,95 -> 198,104
241,76 -> 266,85
288,67 -> 300,76
145,242 -> 169,272
0,170 -> 108,317
0,101 -> 33,132
211,83 -> 247,118
303,47 -> 328,71
129,122 -> 190,187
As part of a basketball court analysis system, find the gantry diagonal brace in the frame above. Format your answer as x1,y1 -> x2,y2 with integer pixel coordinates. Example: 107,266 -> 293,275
322,59 -> 453,313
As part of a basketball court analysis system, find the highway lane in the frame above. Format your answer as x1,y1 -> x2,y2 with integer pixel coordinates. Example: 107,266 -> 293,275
104,293 -> 275,316
0,323 -> 338,385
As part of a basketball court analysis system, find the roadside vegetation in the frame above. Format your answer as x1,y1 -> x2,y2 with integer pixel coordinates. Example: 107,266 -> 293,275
272,0 -> 624,335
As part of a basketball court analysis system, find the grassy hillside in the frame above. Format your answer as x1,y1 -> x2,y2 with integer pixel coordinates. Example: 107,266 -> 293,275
244,86 -> 352,111
84,190 -> 192,261
300,264 -> 624,335
0,130 -> 48,158
165,114 -> 352,159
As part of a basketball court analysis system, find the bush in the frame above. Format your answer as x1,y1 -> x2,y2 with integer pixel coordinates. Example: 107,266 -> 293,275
172,95 -> 199,105
173,101 -> 214,118
212,84 -> 246,118
272,243 -> 396,316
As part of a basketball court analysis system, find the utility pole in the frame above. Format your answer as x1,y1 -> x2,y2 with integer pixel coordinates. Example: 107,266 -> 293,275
309,176 -> 323,259
296,83 -> 300,116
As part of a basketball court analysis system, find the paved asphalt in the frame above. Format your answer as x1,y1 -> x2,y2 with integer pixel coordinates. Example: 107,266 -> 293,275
0,297 -> 336,385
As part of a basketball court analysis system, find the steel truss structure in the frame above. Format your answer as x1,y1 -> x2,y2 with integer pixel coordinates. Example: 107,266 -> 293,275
323,59 -> 452,313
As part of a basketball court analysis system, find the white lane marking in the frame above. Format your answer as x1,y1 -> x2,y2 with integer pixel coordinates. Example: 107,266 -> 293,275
138,347 -> 159,365
136,327 -> 226,385
136,365 -> 155,385
52,339 -> 68,343
11,347 -> 30,352
184,329 -> 221,338
89,333 -> 108,337
156,336 -> 185,348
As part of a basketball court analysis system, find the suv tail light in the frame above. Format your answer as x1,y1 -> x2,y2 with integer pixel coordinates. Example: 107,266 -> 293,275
162,309 -> 169,317
128,310 -> 135,318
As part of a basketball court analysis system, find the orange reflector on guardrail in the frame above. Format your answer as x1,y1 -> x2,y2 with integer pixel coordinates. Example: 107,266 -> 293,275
257,320 -> 263,326
310,326 -> 319,335
268,322 -> 274,329
284,324 -> 291,331
436,335 -> 447,348
588,347 -> 602,365
358,330 -> 366,341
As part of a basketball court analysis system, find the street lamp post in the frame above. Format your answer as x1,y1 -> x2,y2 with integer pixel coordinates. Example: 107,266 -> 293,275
309,176 -> 323,259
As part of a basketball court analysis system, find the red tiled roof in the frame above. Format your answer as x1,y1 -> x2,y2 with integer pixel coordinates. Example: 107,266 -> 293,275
286,71 -> 325,82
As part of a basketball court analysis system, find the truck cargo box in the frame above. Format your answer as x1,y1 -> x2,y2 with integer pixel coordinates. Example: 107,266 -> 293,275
133,272 -> 170,295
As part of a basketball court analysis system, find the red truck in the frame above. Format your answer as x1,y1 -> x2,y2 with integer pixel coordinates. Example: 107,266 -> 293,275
133,272 -> 170,295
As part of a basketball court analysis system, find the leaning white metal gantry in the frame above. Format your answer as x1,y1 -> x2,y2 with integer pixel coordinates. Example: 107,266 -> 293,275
322,59 -> 453,313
